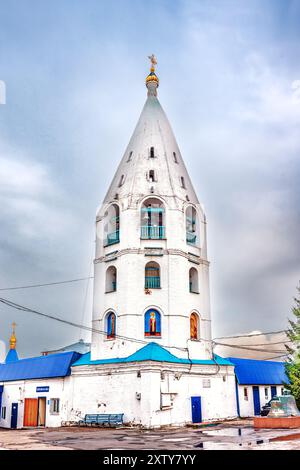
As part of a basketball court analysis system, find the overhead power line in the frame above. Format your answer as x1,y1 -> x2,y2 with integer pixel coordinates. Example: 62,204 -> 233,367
0,296 -> 290,357
260,353 -> 289,361
0,297 -> 189,352
213,330 -> 287,340
216,340 -> 292,347
0,277 -> 94,291
213,341 -> 287,354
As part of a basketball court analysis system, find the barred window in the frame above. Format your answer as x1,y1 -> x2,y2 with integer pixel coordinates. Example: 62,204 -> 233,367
50,398 -> 60,414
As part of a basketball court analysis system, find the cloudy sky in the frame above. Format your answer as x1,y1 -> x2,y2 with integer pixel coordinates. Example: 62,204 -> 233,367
0,0 -> 299,358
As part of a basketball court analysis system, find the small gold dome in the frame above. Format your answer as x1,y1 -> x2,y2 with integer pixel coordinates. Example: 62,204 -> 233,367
146,72 -> 159,84
9,322 -> 17,350
146,54 -> 159,87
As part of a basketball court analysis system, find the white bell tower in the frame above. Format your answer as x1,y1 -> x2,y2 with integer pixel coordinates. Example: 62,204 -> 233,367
91,57 -> 212,361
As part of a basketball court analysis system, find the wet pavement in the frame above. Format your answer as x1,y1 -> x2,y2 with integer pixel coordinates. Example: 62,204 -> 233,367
0,420 -> 300,450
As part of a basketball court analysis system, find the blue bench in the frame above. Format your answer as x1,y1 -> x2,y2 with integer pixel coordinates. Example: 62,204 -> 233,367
79,413 -> 124,427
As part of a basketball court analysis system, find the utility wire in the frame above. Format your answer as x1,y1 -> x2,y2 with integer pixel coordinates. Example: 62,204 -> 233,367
0,296 -> 290,357
215,340 -> 292,347
261,353 -> 289,361
213,330 -> 286,340
0,297 -> 187,353
213,342 -> 287,354
0,277 -> 94,291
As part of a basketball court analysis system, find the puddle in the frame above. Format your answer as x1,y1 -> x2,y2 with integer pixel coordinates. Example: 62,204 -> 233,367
203,427 -> 253,437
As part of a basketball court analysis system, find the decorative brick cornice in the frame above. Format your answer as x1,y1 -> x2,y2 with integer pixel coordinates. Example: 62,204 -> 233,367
94,248 -> 209,266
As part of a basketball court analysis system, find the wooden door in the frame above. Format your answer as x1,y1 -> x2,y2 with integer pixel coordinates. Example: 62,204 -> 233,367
38,397 -> 46,426
23,398 -> 38,427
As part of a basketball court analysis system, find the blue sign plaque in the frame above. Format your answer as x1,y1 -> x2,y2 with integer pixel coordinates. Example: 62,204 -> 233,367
36,386 -> 49,393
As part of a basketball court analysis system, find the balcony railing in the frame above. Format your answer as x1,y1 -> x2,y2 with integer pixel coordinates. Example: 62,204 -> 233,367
105,230 -> 120,246
186,231 -> 197,245
145,276 -> 160,289
141,226 -> 165,240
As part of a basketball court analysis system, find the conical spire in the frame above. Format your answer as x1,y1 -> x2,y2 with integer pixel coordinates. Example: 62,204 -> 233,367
102,56 -> 199,207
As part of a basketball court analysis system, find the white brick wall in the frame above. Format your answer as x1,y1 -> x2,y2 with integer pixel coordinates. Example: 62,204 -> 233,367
0,377 -> 71,429
70,362 -> 237,427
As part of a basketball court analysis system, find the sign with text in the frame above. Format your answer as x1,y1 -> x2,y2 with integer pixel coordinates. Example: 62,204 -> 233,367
36,386 -> 49,393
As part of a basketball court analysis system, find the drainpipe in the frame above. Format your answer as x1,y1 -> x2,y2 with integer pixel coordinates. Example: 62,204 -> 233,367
235,378 -> 240,418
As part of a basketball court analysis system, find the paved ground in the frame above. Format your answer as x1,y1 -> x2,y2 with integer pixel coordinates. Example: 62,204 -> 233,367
1,420 -> 300,450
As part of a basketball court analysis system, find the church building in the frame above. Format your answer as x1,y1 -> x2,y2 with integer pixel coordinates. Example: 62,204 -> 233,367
68,57 -> 237,426
1,58 -> 287,429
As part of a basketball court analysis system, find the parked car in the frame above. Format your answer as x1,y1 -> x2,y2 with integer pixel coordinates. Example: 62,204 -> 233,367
260,396 -> 278,416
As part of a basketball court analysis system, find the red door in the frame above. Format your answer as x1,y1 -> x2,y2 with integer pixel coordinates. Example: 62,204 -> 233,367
23,398 -> 38,427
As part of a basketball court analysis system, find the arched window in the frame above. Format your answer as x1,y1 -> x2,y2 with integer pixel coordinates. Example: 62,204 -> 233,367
145,262 -> 160,289
144,309 -> 161,337
141,198 -> 165,240
106,312 -> 116,339
104,204 -> 120,246
186,206 -> 199,246
190,312 -> 199,340
189,268 -> 199,293
105,266 -> 117,293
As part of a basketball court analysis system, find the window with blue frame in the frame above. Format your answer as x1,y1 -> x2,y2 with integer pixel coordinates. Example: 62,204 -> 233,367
106,312 -> 116,339
104,204 -> 120,247
144,309 -> 161,337
145,262 -> 160,289
141,198 -> 165,240
186,206 -> 199,246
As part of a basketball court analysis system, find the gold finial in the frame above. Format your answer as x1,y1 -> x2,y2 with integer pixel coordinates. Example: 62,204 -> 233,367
148,54 -> 157,73
9,322 -> 17,350
146,54 -> 159,89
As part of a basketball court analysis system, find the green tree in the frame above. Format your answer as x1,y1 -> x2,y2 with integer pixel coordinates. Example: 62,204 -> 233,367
284,285 -> 300,408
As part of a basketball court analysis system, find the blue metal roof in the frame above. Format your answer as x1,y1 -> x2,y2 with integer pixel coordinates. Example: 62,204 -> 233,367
5,348 -> 19,364
0,351 -> 81,382
228,357 -> 288,385
73,342 -> 233,367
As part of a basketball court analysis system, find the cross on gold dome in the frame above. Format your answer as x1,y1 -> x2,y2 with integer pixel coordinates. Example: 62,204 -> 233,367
148,54 -> 157,72
9,321 -> 17,349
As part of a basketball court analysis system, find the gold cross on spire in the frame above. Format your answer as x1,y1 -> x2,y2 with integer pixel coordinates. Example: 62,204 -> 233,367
148,54 -> 157,72
10,321 -> 17,349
